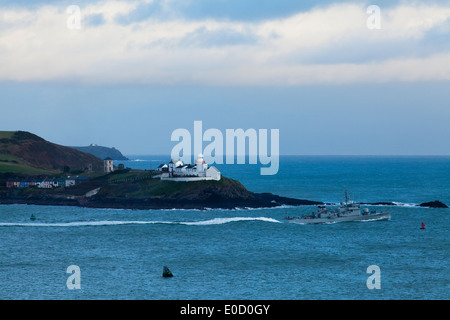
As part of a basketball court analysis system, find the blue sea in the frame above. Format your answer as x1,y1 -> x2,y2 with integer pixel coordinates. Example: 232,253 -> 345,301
0,156 -> 449,300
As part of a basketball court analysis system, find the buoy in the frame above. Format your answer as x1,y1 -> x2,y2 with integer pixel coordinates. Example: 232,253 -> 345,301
30,214 -> 36,221
162,266 -> 173,278
420,222 -> 426,230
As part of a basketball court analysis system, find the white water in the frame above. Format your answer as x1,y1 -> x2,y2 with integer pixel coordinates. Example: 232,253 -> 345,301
0,216 -> 281,227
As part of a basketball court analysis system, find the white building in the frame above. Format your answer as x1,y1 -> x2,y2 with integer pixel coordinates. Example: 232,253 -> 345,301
39,179 -> 54,189
104,158 -> 114,173
65,178 -> 76,187
158,154 -> 221,181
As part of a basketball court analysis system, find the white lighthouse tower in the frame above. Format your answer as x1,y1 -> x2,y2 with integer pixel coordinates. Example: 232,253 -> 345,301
195,154 -> 207,176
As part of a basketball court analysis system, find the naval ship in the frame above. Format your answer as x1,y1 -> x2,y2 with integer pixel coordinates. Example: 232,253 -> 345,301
286,190 -> 390,224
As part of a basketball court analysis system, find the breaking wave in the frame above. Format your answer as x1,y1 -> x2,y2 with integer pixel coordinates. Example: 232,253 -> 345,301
129,159 -> 162,162
182,217 -> 280,225
326,202 -> 420,208
0,217 -> 281,228
391,202 -> 419,208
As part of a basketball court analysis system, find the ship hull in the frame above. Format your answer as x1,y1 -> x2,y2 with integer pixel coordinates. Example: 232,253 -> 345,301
287,211 -> 390,225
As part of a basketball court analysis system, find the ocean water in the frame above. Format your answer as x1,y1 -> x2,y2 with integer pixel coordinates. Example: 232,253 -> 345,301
0,156 -> 449,300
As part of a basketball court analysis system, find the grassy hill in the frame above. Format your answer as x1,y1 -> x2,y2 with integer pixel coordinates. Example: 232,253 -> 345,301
94,169 -> 253,201
0,153 -> 54,175
46,168 -> 252,200
0,131 -> 104,175
4,167 -> 318,209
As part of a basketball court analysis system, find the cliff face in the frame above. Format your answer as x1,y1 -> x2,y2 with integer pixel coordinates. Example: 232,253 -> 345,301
0,131 -> 104,174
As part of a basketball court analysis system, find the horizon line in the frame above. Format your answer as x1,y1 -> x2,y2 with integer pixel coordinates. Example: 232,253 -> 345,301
121,154 -> 450,157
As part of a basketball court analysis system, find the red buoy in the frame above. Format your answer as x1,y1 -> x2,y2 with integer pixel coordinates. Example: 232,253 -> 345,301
420,222 -> 426,230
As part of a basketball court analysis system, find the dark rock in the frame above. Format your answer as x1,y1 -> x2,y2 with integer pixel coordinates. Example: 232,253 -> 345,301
361,202 -> 396,206
163,266 -> 173,278
419,200 -> 448,208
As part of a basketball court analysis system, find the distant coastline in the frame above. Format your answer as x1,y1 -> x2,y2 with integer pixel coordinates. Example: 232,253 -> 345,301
69,145 -> 129,161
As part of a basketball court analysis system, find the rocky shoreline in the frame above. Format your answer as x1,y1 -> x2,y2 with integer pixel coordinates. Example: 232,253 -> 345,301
0,169 -> 447,211
0,192 -> 322,210
0,192 -> 447,210
360,200 -> 448,209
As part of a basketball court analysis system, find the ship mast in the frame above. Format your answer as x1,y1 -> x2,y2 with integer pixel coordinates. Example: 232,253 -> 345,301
344,188 -> 350,204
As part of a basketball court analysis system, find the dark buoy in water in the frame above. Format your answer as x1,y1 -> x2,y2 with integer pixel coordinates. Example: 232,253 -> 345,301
420,222 -> 426,230
30,214 -> 36,221
163,266 -> 173,278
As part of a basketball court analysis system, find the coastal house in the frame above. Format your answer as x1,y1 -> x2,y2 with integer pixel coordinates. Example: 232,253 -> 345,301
65,178 -> 76,187
6,180 -> 17,188
54,178 -> 66,187
104,157 -> 114,173
158,154 -> 221,181
157,164 -> 168,172
6,177 -> 89,189
39,179 -> 55,189
19,181 -> 30,188
6,179 -> 32,188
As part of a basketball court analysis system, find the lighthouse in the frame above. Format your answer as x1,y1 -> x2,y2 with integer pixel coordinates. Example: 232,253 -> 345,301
195,154 -> 207,175
157,154 -> 221,181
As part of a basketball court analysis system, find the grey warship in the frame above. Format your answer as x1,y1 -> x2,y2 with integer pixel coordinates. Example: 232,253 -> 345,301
286,191 -> 390,224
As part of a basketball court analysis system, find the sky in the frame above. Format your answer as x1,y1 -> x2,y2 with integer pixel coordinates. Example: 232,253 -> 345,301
0,0 -> 449,155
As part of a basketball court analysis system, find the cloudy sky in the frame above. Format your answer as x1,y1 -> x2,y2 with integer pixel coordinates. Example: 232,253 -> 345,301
1,0 -> 449,155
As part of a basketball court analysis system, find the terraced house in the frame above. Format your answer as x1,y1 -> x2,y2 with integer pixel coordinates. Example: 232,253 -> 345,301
6,177 -> 88,189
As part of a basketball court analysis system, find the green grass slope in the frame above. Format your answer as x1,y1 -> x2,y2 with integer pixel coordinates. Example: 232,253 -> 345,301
0,131 -> 104,175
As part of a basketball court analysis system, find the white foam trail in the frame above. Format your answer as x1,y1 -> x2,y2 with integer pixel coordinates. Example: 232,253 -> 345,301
0,221 -> 161,227
0,217 -> 281,227
359,217 -> 391,222
182,217 -> 281,225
